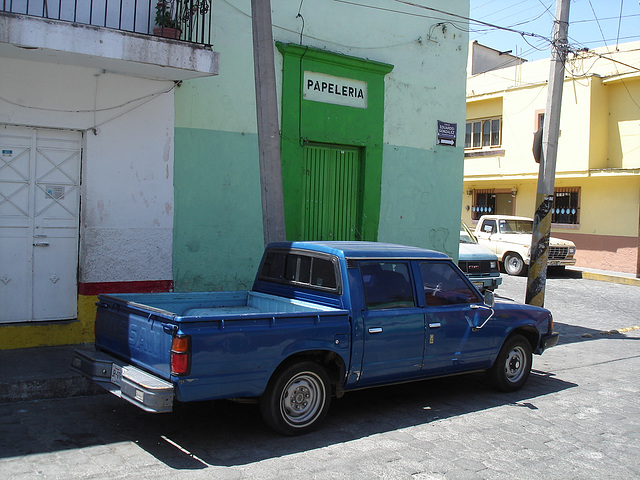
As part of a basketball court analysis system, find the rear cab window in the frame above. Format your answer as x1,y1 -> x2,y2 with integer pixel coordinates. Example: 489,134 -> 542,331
259,249 -> 340,293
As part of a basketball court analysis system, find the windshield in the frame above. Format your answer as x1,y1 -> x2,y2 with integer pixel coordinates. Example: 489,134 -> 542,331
460,221 -> 477,244
499,219 -> 533,234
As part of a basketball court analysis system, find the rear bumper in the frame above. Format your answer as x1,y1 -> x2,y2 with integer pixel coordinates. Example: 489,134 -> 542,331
71,348 -> 174,413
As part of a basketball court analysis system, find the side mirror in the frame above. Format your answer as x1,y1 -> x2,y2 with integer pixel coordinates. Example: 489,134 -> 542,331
484,290 -> 495,308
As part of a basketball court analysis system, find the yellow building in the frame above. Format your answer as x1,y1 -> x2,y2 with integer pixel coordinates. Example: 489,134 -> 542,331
463,41 -> 640,276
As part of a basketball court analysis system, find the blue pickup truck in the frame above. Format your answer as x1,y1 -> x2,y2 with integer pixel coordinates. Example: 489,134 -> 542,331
72,241 -> 558,435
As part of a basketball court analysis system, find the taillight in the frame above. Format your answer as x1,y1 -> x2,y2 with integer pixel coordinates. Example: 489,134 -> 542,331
549,313 -> 554,333
170,335 -> 191,376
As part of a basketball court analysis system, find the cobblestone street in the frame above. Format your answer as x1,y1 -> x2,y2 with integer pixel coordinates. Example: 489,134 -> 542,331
1,273 -> 639,480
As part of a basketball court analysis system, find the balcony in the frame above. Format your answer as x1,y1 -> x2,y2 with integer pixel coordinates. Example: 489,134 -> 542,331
0,0 -> 218,81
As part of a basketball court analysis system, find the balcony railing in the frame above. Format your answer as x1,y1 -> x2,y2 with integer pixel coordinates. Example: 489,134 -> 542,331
1,0 -> 212,45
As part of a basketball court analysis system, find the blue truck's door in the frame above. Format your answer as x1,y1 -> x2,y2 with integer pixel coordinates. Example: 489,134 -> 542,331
357,261 -> 425,385
418,261 -> 496,373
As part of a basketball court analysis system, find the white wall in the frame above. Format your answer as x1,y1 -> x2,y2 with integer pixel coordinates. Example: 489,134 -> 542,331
0,58 -> 174,284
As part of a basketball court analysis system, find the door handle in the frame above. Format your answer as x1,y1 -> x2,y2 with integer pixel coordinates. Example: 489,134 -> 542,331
368,327 -> 383,334
33,242 -> 50,247
428,322 -> 441,329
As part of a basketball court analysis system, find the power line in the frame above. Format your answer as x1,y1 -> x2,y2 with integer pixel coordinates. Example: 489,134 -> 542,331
333,0 -> 553,45
616,0 -> 625,48
587,0 -> 608,48
392,0 -> 551,42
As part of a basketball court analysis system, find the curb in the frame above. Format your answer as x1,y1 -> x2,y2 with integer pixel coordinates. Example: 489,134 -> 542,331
0,344 -> 105,404
577,270 -> 640,287
0,376 -> 105,403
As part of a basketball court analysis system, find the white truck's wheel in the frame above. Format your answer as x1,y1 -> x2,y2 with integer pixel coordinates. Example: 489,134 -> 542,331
504,253 -> 525,276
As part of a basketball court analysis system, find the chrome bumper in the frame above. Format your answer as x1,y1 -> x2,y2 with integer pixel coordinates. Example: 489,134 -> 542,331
71,348 -> 174,413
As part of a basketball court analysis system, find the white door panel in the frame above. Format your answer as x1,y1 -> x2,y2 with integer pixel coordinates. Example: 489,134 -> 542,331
0,125 -> 81,323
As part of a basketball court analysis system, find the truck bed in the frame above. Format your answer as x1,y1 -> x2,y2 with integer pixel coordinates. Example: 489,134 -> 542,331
92,290 -> 351,403
99,290 -> 340,318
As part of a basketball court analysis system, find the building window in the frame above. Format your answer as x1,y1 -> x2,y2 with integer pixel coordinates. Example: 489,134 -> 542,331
552,187 -> 580,225
465,117 -> 501,149
472,190 -> 496,220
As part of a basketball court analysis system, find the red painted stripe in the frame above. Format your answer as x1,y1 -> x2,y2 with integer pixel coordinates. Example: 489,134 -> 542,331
78,280 -> 173,296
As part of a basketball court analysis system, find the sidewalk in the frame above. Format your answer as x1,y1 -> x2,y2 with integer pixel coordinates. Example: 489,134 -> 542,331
0,343 -> 104,404
1,266 -> 638,405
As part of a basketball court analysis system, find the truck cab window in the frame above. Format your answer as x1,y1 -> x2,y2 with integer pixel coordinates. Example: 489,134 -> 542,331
420,262 -> 481,306
482,219 -> 496,234
260,250 -> 339,292
311,258 -> 337,288
361,262 -> 415,310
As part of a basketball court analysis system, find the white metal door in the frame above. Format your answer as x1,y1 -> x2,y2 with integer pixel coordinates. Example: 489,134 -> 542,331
0,125 -> 81,323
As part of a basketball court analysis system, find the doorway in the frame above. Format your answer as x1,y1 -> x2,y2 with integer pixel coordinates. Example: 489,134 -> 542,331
302,143 -> 363,241
0,125 -> 81,323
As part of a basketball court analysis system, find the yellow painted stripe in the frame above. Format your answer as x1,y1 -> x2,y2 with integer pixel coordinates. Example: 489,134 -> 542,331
0,295 -> 97,351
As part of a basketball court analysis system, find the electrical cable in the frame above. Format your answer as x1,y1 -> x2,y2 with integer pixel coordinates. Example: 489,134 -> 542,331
0,84 -> 176,113
587,0 -> 608,48
615,0 -> 624,49
390,0 -> 551,42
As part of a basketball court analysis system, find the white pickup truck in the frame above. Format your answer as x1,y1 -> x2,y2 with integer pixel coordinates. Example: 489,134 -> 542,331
473,215 -> 577,276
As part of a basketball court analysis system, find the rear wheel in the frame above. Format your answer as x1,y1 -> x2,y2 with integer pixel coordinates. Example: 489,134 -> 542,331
503,253 -> 525,276
260,361 -> 331,435
488,334 -> 532,392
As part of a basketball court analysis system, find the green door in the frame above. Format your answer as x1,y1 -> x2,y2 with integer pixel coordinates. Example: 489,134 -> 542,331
302,144 -> 362,241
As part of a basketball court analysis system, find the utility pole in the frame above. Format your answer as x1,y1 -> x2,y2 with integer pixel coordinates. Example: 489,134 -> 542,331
251,0 -> 286,245
525,0 -> 570,307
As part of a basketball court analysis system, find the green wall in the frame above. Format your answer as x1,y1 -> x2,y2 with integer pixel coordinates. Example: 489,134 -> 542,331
172,2 -> 468,291
277,44 -> 393,241
173,128 -> 264,291
379,143 -> 464,259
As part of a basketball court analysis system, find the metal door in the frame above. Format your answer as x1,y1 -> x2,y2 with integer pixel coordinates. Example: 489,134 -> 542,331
0,125 -> 81,323
419,261 -> 495,373
357,261 -> 425,386
302,144 -> 362,241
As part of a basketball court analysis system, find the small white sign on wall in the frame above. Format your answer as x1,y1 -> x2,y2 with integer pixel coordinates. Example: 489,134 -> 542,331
303,71 -> 368,109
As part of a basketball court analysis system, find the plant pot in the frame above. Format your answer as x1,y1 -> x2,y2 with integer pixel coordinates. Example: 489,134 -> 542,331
153,26 -> 182,39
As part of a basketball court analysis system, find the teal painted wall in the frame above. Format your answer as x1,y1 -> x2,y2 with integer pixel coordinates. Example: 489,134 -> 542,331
379,143 -> 464,259
173,127 -> 264,291
173,1 -> 468,290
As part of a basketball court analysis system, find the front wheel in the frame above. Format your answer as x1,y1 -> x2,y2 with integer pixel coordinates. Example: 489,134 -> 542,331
503,253 -> 525,276
260,361 -> 331,435
487,334 -> 532,392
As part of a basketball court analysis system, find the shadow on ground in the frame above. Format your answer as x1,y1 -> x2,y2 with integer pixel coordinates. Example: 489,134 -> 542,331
0,369 -> 575,469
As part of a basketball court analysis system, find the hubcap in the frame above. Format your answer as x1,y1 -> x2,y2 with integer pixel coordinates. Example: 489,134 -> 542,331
504,346 -> 526,383
507,257 -> 521,273
280,372 -> 325,427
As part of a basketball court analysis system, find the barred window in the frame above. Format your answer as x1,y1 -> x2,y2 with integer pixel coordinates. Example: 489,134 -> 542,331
552,187 -> 580,225
472,190 -> 496,220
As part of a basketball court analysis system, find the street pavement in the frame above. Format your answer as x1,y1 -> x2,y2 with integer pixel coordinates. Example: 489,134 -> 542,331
0,271 -> 639,480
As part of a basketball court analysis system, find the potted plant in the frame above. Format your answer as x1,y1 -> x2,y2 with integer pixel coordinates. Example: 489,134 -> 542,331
153,0 -> 181,39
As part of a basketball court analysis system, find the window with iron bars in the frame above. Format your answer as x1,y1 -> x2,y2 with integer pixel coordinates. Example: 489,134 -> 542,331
472,190 -> 496,220
552,187 -> 580,225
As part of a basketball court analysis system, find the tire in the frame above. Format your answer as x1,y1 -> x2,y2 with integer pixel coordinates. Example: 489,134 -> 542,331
260,361 -> 331,435
503,253 -> 525,276
487,334 -> 532,392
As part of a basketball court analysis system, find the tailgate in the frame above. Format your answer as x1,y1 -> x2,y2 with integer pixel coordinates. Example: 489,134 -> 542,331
94,294 -> 176,380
